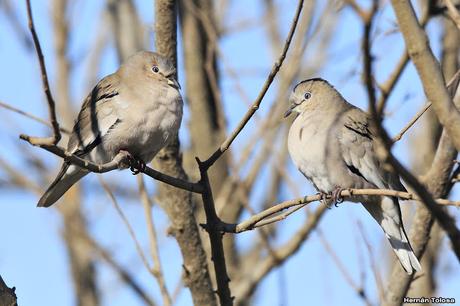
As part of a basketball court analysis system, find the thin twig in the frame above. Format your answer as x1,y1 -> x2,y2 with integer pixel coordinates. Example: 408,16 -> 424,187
391,0 -> 460,152
233,205 -> 327,303
25,0 -> 61,145
0,100 -> 70,134
18,139 -> 203,193
81,231 -> 157,306
99,177 -> 152,273
219,188 -> 460,234
201,0 -> 306,170
392,102 -> 431,142
376,10 -> 430,115
357,221 -> 384,302
445,0 -> 460,30
392,68 -> 460,142
317,228 -> 372,306
138,176 -> 172,306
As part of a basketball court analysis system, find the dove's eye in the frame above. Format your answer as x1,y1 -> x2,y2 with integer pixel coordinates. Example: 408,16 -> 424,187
304,92 -> 311,100
152,66 -> 160,73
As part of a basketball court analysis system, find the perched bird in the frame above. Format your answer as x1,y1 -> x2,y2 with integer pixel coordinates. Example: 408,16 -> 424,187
38,51 -> 183,207
285,78 -> 421,274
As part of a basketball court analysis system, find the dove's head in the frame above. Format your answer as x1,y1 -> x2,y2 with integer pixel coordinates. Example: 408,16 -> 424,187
284,78 -> 341,117
120,51 -> 181,90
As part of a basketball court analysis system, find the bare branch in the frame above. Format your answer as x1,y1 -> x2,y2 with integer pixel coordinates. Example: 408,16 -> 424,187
18,139 -> 203,193
445,0 -> 460,30
318,228 -> 372,306
393,68 -> 460,142
81,232 -> 157,306
138,177 -> 172,306
154,1 -> 217,305
0,275 -> 17,306
233,205 -> 327,303
99,177 -> 152,273
393,102 -> 431,142
391,0 -> 460,151
218,188 -> 459,234
376,10 -> 430,115
0,100 -> 70,134
201,0 -> 306,169
196,158 -> 233,305
24,0 -> 61,145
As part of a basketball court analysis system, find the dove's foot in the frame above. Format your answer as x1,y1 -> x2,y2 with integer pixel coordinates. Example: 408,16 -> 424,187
118,150 -> 146,175
317,191 -> 333,209
331,187 -> 345,207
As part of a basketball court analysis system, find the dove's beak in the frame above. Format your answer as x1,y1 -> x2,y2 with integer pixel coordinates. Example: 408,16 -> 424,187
284,103 -> 296,118
167,77 -> 181,90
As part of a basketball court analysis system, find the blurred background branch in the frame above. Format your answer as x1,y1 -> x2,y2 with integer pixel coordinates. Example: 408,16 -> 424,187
1,0 -> 459,306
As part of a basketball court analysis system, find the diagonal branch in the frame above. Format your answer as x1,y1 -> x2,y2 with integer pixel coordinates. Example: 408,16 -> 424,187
390,0 -> 460,151
218,188 -> 459,234
18,138 -> 203,193
201,0 -> 306,170
0,100 -> 70,134
24,0 -> 61,145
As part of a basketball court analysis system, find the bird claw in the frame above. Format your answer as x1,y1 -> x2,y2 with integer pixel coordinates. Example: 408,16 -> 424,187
331,187 -> 345,206
118,150 -> 146,175
317,192 -> 333,209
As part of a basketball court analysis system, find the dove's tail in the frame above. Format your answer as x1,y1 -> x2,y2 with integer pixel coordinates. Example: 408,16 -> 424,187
362,196 -> 421,275
38,163 -> 88,207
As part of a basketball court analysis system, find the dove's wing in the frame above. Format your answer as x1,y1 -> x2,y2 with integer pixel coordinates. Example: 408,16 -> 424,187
37,74 -> 123,207
337,107 -> 405,191
337,107 -> 420,274
68,73 -> 123,156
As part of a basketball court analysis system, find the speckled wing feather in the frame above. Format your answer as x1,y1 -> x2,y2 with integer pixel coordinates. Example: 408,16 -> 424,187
338,107 -> 406,192
337,107 -> 419,274
68,73 -> 122,155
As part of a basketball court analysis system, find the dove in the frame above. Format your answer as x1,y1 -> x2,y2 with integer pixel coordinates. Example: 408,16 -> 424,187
285,78 -> 421,274
38,51 -> 183,207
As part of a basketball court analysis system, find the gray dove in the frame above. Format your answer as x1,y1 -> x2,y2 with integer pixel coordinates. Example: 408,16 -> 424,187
285,78 -> 421,274
38,51 -> 183,207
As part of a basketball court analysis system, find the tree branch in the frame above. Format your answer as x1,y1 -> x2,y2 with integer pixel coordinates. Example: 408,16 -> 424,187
0,100 -> 70,134
391,0 -> 460,151
24,0 -> 61,145
201,0 -> 306,170
0,276 -> 17,306
18,138 -> 203,193
218,188 -> 459,234
196,158 -> 233,306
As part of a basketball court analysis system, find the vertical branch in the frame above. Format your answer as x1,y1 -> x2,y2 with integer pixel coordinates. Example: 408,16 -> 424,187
383,90 -> 460,306
390,0 -> 460,151
107,0 -> 144,62
179,0 -> 229,192
138,177 -> 172,306
196,158 -> 233,305
408,17 -> 460,299
23,0 -> 61,145
153,1 -> 217,305
51,1 -> 100,306
362,1 -> 378,113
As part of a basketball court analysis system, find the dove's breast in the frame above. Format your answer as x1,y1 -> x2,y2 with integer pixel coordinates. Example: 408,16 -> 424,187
102,88 -> 183,163
287,111 -> 336,193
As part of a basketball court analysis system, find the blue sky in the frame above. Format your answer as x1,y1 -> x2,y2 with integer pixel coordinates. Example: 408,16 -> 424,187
1,1 -> 459,306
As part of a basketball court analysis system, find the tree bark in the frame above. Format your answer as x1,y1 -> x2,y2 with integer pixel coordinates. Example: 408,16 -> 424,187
53,1 -> 99,305
153,1 -> 217,305
0,276 -> 17,306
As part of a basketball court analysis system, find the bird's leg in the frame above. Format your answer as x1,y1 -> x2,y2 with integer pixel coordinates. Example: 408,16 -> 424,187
317,191 -> 333,209
331,186 -> 345,207
118,149 -> 146,175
